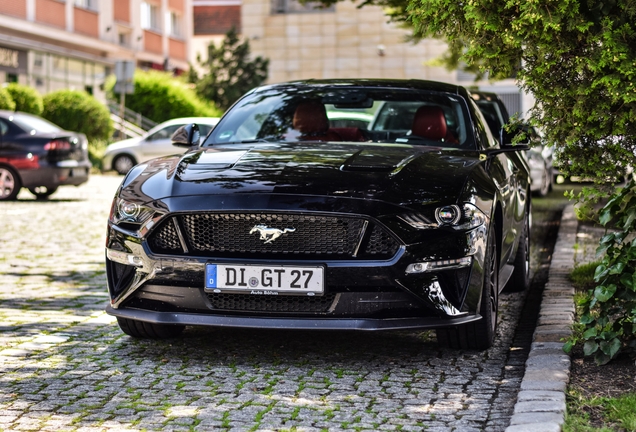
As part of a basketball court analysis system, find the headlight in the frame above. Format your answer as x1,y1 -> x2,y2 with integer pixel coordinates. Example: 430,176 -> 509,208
109,198 -> 155,225
401,203 -> 487,231
435,205 -> 461,225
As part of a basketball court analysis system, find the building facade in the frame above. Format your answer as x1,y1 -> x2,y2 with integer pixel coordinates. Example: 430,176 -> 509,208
193,0 -> 527,117
0,0 -> 193,101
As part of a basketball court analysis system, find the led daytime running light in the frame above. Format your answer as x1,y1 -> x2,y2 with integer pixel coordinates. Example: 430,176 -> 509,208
405,257 -> 472,274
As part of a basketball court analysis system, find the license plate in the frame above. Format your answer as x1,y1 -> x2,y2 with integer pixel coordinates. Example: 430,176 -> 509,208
205,263 -> 324,295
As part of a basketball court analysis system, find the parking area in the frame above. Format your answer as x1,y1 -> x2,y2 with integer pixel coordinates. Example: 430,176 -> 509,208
0,174 -> 552,431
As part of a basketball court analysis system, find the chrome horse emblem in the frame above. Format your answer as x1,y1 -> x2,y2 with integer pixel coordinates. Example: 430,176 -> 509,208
249,225 -> 296,244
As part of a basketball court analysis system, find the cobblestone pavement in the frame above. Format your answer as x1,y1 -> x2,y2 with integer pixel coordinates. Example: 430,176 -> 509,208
0,174 -> 551,432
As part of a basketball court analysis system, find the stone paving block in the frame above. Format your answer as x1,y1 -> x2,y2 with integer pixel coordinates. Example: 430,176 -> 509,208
516,390 -> 565,403
505,422 -> 561,432
513,400 -> 566,414
508,411 -> 564,425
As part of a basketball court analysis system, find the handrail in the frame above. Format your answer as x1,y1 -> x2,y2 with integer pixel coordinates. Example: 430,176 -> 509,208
110,113 -> 145,138
107,100 -> 157,131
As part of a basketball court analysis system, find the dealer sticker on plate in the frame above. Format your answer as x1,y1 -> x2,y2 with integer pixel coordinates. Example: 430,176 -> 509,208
205,263 -> 324,295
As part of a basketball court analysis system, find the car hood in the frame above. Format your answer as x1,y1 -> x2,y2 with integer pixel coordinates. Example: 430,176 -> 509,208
120,142 -> 486,208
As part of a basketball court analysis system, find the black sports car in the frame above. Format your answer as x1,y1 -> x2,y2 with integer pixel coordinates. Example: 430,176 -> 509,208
105,79 -> 531,350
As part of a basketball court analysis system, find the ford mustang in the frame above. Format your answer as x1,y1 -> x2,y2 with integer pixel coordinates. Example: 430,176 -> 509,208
105,79 -> 531,350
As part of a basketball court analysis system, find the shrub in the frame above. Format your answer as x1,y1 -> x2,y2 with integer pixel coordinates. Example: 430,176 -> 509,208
108,70 -> 221,123
0,87 -> 16,111
41,90 -> 113,142
4,83 -> 43,115
564,180 -> 636,365
88,139 -> 109,170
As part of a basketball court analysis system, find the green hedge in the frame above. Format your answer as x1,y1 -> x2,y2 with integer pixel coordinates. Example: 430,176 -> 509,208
41,90 -> 113,142
4,83 -> 43,115
0,87 -> 16,111
108,70 -> 221,123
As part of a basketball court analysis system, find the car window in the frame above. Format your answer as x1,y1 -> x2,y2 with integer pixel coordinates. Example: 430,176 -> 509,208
0,119 -> 8,136
205,87 -> 476,149
198,124 -> 214,137
468,98 -> 498,149
148,124 -> 183,141
8,113 -> 63,134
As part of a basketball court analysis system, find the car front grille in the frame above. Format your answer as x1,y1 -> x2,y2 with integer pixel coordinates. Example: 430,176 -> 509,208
206,292 -> 338,313
148,212 -> 400,260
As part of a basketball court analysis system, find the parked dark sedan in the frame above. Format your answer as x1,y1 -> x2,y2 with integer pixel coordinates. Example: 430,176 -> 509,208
0,111 -> 91,200
105,79 -> 531,350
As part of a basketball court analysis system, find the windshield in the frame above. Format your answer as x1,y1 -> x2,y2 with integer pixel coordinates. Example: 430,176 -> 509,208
204,86 -> 475,149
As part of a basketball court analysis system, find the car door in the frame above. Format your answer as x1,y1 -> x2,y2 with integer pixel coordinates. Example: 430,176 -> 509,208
139,124 -> 185,161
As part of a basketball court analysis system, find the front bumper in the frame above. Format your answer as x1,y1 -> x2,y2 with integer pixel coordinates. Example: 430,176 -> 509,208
106,303 -> 482,331
105,217 -> 488,330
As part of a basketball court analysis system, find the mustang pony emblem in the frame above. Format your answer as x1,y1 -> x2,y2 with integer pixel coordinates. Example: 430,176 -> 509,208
249,225 -> 296,244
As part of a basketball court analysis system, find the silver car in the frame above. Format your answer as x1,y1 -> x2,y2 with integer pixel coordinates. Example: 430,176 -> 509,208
102,117 -> 219,174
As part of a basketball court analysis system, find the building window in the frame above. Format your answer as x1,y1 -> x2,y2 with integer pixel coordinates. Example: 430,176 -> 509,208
166,11 -> 182,37
74,0 -> 98,11
271,0 -> 334,14
118,32 -> 130,47
141,2 -> 159,31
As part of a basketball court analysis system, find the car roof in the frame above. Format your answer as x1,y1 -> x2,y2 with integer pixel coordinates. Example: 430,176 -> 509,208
249,79 -> 464,95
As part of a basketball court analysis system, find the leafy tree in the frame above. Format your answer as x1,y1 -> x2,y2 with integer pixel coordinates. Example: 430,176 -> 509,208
315,0 -> 636,363
0,87 -> 16,111
41,90 -> 113,142
4,83 -> 43,115
107,69 -> 220,123
190,27 -> 269,110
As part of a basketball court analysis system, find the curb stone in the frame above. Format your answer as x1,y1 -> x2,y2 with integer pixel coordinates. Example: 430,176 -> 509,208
505,204 -> 578,432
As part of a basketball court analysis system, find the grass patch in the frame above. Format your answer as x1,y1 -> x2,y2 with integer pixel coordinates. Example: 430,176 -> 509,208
565,391 -> 636,431
570,261 -> 601,291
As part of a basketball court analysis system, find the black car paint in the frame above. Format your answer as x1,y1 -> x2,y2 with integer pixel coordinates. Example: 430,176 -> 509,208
105,79 -> 530,337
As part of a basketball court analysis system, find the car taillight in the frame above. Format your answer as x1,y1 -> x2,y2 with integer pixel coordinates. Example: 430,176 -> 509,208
44,140 -> 71,151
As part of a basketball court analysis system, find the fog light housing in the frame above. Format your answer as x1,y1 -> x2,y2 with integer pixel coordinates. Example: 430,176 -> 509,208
406,257 -> 472,274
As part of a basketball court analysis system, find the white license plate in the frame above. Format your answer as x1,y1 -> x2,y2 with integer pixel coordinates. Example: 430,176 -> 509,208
205,263 -> 324,295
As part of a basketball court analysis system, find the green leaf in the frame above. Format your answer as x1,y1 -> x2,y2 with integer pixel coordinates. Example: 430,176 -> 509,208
599,208 -> 613,226
620,272 -> 635,290
600,233 -> 616,244
594,284 -> 617,302
624,206 -> 636,229
599,338 -> 621,357
583,340 -> 599,356
562,340 -> 574,353
583,327 -> 598,338
609,262 -> 626,275
580,313 -> 595,325
594,351 -> 612,366
594,265 -> 609,282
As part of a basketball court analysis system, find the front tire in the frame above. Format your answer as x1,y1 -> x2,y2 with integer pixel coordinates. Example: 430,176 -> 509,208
504,207 -> 530,293
436,221 -> 499,350
116,317 -> 185,339
0,166 -> 21,201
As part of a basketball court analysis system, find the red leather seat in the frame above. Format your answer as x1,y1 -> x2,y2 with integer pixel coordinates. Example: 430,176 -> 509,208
412,106 -> 458,145
293,101 -> 341,141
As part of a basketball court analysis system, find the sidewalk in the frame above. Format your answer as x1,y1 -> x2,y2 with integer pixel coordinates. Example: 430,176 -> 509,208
507,204 -> 597,432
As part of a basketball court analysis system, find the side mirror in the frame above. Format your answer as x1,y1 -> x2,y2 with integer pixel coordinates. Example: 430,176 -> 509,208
171,124 -> 201,148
